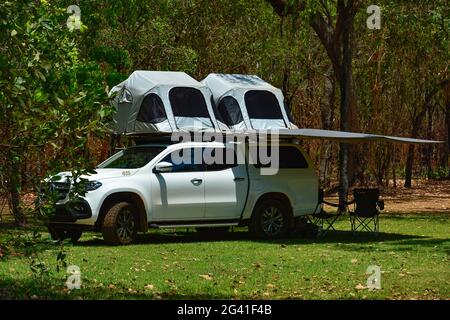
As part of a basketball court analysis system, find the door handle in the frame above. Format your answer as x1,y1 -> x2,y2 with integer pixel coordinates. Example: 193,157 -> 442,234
191,178 -> 203,184
233,177 -> 246,181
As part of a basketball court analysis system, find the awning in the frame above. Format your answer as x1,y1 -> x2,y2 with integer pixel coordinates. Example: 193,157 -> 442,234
229,128 -> 443,144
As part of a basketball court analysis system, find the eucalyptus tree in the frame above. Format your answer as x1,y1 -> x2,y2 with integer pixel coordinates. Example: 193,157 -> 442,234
266,0 -> 363,209
378,0 -> 449,187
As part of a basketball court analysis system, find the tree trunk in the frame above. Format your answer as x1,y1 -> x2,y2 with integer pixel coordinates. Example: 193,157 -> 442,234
425,104 -> 433,179
6,166 -> 26,225
319,67 -> 335,186
265,0 -> 361,205
404,117 -> 423,188
404,144 -> 414,188
338,7 -> 353,211
346,78 -> 361,186
338,144 -> 349,210
2,146 -> 27,225
443,81 -> 450,170
392,158 -> 397,188
446,102 -> 450,166
404,90 -> 432,187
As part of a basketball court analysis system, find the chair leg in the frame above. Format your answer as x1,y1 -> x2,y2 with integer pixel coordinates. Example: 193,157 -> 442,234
305,217 -> 338,238
374,215 -> 379,236
305,214 -> 342,238
350,216 -> 357,235
351,215 -> 380,235
325,217 -> 338,231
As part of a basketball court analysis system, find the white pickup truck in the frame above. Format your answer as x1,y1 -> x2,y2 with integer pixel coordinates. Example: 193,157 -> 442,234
47,140 -> 319,244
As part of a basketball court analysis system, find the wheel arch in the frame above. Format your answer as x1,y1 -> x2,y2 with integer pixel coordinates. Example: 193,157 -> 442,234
95,192 -> 148,232
251,192 -> 294,219
247,192 -> 294,238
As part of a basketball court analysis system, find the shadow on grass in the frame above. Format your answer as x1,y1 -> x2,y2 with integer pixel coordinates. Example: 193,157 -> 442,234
2,215 -> 448,251
0,222 -> 69,261
381,212 -> 450,219
0,222 -> 46,233
75,229 -> 442,248
0,277 -> 236,300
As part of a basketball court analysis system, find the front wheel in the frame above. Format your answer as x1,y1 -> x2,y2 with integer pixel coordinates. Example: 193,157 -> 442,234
249,199 -> 291,239
48,227 -> 82,243
102,202 -> 137,245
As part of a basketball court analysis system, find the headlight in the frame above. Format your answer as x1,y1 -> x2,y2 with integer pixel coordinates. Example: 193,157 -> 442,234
85,181 -> 102,191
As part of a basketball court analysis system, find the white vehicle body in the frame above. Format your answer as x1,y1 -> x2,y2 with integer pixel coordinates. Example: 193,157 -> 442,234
48,140 -> 319,243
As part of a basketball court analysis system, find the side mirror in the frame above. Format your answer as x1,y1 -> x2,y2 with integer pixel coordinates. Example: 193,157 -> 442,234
153,161 -> 173,173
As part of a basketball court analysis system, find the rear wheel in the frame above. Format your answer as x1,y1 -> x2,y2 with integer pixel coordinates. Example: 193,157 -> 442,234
249,199 -> 291,239
102,202 -> 137,245
48,227 -> 82,243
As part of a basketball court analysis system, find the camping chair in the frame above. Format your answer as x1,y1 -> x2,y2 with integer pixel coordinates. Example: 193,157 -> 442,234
349,188 -> 384,235
307,189 -> 345,237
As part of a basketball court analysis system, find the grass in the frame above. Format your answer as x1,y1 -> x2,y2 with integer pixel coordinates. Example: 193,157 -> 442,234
0,213 -> 449,300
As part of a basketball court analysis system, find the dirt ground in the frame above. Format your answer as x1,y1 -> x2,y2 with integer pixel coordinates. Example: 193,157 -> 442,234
1,180 -> 449,221
380,180 -> 450,214
325,179 -> 450,214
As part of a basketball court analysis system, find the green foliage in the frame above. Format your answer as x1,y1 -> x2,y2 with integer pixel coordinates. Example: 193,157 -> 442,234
0,228 -> 68,278
0,0 -> 113,223
422,167 -> 450,181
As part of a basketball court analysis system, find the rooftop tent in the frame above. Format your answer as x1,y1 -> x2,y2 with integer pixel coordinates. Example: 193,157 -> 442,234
109,71 -> 223,135
202,73 -> 297,130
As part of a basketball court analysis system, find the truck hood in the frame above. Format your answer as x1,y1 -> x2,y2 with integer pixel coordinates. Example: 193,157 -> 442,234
85,168 -> 139,181
53,168 -> 139,182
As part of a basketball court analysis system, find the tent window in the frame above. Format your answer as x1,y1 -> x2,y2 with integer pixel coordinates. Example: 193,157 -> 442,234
210,96 -> 224,123
284,100 -> 295,123
169,87 -> 211,118
136,93 -> 167,124
244,90 -> 284,120
119,88 -> 133,103
218,96 -> 244,126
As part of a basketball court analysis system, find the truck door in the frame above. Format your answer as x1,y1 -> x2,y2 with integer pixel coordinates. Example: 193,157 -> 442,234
150,147 -> 205,221
203,147 -> 248,220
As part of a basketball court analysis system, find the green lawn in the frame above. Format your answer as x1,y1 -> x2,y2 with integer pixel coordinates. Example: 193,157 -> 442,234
0,213 -> 449,300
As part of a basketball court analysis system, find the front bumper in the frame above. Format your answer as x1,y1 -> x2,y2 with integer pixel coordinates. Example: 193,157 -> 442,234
50,199 -> 92,223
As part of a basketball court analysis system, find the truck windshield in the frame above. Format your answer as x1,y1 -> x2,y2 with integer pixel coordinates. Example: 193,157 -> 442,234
98,146 -> 166,169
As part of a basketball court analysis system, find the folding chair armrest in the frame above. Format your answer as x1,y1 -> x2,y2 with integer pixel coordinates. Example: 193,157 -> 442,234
322,199 -> 355,214
346,199 -> 355,205
322,200 -> 340,207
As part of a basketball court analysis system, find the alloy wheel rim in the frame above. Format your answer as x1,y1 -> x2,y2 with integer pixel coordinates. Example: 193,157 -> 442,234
261,206 -> 284,235
116,208 -> 135,242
